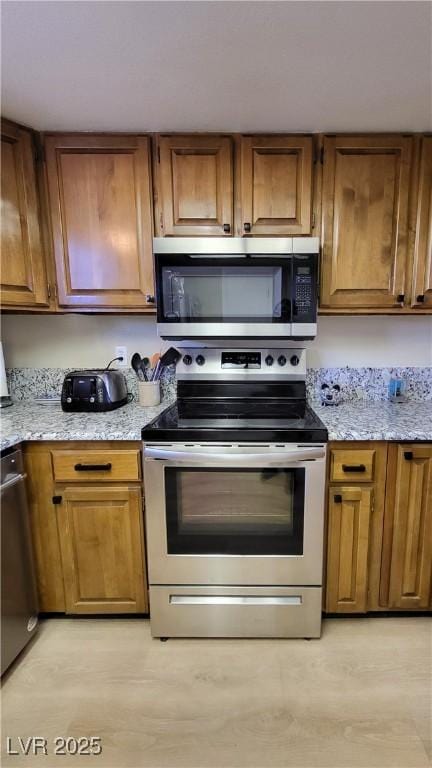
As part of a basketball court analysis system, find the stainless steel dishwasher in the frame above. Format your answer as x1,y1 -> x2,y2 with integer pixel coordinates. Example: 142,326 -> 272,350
1,447 -> 38,675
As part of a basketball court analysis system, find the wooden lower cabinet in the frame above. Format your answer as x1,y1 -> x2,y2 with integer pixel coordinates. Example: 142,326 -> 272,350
56,485 -> 147,614
326,485 -> 372,613
24,442 -> 148,615
325,441 -> 432,613
381,444 -> 432,609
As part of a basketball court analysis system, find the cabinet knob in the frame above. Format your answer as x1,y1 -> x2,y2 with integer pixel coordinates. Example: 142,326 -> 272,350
404,451 -> 413,461
397,294 -> 405,303
52,495 -> 62,505
244,222 -> 251,233
334,494 -> 342,503
146,295 -> 155,304
417,294 -> 425,303
223,223 -> 231,234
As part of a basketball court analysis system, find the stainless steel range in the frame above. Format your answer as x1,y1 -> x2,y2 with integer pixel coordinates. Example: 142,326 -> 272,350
142,348 -> 327,639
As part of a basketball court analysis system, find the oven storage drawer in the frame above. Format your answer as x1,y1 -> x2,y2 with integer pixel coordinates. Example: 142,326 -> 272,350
149,585 -> 322,638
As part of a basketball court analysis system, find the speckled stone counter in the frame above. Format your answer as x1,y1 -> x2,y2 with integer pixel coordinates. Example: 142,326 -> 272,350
0,399 -> 174,451
1,397 -> 431,450
315,401 -> 432,442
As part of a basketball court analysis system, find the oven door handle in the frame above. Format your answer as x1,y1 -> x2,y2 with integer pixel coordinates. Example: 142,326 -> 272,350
144,447 -> 325,464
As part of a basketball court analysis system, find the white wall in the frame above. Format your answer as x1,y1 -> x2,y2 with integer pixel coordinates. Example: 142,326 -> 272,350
1,314 -> 431,369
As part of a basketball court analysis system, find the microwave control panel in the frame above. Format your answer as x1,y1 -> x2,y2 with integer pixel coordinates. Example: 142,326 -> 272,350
293,256 -> 317,321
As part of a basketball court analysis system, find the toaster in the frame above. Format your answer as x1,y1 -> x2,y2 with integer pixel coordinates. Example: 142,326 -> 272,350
61,370 -> 128,412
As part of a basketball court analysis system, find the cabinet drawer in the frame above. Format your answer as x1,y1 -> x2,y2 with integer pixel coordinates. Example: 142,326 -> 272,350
330,449 -> 375,482
52,449 -> 141,482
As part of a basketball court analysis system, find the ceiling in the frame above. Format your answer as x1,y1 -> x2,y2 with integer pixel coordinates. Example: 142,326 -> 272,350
2,1 -> 431,132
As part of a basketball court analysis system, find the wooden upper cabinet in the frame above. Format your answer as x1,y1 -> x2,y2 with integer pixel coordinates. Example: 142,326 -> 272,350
1,120 -> 48,307
240,136 -> 313,235
412,136 -> 432,308
45,135 -> 155,309
157,135 -> 233,235
382,444 -> 432,609
321,135 -> 412,310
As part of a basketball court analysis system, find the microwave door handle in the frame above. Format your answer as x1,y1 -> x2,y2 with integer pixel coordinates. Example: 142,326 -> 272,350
144,447 -> 325,464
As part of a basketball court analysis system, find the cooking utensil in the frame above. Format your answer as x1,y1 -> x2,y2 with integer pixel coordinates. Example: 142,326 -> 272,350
152,347 -> 181,381
131,352 -> 145,382
150,353 -> 161,381
140,357 -> 150,381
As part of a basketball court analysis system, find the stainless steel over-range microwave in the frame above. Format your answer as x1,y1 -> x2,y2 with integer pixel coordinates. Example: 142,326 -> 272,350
153,238 -> 319,340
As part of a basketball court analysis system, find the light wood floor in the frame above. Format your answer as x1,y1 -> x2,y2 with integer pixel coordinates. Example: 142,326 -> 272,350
1,617 -> 431,768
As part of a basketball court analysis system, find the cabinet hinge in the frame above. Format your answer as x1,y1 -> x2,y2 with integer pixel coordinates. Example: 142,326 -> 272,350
35,143 -> 45,163
320,146 -> 324,164
47,282 -> 51,299
159,212 -> 164,232
312,212 -> 316,229
157,146 -> 161,163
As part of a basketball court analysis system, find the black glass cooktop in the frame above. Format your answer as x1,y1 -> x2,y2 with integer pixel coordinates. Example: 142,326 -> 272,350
142,399 -> 327,443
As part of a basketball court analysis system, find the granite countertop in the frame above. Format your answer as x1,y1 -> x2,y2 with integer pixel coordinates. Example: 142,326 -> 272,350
1,398 -> 431,451
0,399 -> 173,450
315,400 -> 432,442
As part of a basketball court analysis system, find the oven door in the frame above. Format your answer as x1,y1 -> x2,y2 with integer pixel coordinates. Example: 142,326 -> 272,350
155,253 -> 293,339
143,443 -> 326,586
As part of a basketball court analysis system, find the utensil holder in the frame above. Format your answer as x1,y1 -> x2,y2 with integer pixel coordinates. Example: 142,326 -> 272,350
138,381 -> 160,407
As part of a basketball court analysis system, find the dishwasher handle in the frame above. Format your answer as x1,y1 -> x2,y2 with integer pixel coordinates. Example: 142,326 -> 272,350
0,472 -> 27,493
144,447 -> 325,465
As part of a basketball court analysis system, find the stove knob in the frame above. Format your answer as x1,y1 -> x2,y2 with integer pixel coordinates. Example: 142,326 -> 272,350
265,355 -> 274,366
278,355 -> 287,366
195,354 -> 205,366
290,355 -> 300,367
183,354 -> 193,366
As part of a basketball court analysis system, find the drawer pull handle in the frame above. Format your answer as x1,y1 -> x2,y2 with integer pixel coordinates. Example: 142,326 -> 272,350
52,495 -> 62,505
416,295 -> 425,303
334,494 -> 342,503
404,451 -> 413,461
244,222 -> 251,233
223,223 -> 231,233
74,463 -> 112,472
397,294 -> 405,303
342,464 -> 366,473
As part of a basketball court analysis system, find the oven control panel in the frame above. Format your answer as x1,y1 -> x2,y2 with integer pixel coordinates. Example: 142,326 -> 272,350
221,352 -> 261,369
176,348 -> 306,379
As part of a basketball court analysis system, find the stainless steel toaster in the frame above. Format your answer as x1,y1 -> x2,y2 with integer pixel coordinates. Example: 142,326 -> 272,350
61,370 -> 128,412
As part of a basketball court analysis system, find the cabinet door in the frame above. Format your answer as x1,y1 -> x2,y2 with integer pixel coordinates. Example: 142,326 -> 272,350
57,485 -> 147,614
240,136 -> 313,235
383,445 -> 432,609
321,135 -> 412,309
326,486 -> 372,613
158,135 -> 233,235
45,135 -> 154,309
1,120 -> 48,307
24,446 -> 65,612
412,137 -> 432,308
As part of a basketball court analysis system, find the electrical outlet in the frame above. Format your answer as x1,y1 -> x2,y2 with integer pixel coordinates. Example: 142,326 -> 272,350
115,346 -> 128,367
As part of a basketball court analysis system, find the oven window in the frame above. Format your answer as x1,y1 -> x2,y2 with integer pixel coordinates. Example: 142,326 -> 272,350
165,468 -> 305,555
160,265 -> 290,322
